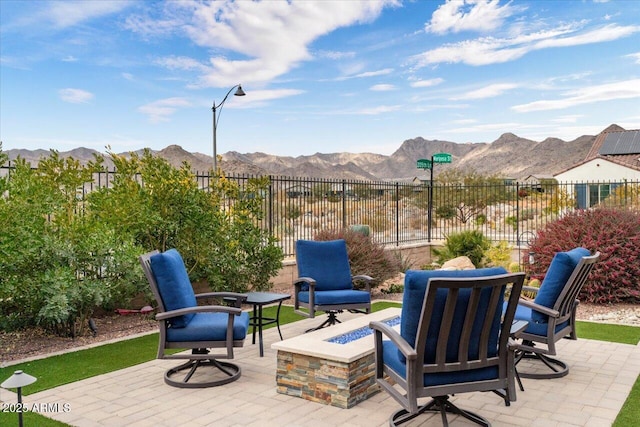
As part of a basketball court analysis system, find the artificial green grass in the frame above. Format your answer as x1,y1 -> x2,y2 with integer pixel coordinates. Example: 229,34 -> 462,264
614,374 -> 640,427
576,320 -> 640,345
1,301 -> 638,426
0,411 -> 68,427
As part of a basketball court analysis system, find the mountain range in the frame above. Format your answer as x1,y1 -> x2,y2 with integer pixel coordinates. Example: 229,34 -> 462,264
4,125 -> 622,181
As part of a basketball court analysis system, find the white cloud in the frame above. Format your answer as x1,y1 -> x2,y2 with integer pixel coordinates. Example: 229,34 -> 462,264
355,68 -> 395,78
138,97 -> 192,123
370,84 -> 395,91
61,56 -> 78,62
512,79 -> 640,112
154,56 -> 209,72
47,1 -> 133,28
59,88 -> 94,104
626,52 -> 640,64
552,115 -> 583,124
411,78 -> 445,88
412,23 -> 640,67
426,0 -> 517,34
143,0 -> 399,88
355,105 -> 402,115
453,83 -> 518,100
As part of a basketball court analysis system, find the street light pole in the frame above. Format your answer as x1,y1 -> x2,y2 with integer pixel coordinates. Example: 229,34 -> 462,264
212,84 -> 245,172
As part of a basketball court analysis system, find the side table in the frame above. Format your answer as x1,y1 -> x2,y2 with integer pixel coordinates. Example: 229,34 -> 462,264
245,292 -> 291,357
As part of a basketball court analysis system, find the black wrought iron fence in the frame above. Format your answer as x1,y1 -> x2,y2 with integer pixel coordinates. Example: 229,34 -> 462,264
2,163 -> 639,257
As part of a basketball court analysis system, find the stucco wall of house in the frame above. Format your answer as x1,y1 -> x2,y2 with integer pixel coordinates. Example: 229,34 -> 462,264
555,158 -> 640,182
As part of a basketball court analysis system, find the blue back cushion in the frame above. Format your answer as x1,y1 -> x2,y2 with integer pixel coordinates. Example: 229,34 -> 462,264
532,247 -> 590,323
401,267 -> 507,362
150,249 -> 197,328
296,239 -> 353,291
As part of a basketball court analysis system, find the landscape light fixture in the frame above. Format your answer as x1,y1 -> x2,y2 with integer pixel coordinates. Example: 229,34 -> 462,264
2,370 -> 38,427
212,84 -> 245,172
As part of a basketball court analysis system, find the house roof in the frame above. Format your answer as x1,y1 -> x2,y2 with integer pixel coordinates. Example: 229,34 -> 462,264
575,128 -> 640,173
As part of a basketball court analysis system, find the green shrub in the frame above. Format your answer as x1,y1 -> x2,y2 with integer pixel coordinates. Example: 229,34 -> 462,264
475,213 -> 487,225
530,207 -> 640,303
0,149 -> 284,336
0,154 -> 146,336
89,150 -> 284,293
313,228 -> 403,286
433,230 -> 491,267
485,240 -> 512,268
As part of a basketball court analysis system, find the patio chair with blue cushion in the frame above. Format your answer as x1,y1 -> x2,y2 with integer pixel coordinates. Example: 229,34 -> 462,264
370,267 -> 525,426
510,248 -> 599,379
294,239 -> 373,331
139,249 -> 250,388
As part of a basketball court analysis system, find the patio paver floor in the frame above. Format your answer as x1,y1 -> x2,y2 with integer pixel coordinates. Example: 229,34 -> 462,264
2,310 -> 639,426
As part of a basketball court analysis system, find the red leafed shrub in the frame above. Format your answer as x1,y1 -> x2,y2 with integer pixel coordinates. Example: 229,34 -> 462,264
529,208 -> 640,304
313,228 -> 403,287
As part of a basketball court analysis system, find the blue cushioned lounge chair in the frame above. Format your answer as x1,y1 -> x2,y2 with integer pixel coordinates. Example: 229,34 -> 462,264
371,268 -> 525,426
510,248 -> 599,379
294,239 -> 373,331
139,249 -> 250,388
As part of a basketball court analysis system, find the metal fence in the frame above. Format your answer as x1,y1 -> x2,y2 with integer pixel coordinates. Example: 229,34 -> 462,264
2,164 -> 639,257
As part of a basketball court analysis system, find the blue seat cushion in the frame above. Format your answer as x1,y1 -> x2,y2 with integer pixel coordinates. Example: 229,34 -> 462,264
509,303 -> 569,336
166,311 -> 250,343
297,289 -> 370,306
150,249 -> 197,328
532,247 -> 590,323
400,267 -> 507,362
296,240 -> 353,291
382,340 -> 498,387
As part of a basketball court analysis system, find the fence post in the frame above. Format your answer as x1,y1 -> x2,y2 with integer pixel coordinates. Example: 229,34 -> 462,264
342,179 -> 347,229
395,182 -> 400,246
268,176 -> 274,237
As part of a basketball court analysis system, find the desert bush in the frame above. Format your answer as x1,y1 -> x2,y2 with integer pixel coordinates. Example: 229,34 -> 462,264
433,230 -> 491,267
485,240 -> 512,268
313,228 -> 403,286
529,207 -> 640,303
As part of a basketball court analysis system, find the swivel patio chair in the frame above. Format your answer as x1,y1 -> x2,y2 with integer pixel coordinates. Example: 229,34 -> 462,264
139,249 -> 250,388
370,267 -> 525,426
293,239 -> 372,331
510,248 -> 600,379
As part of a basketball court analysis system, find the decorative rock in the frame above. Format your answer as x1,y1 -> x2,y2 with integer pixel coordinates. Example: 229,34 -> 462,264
440,256 -> 476,270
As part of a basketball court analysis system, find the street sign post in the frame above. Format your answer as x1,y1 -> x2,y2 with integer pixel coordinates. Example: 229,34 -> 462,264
416,152 -> 452,242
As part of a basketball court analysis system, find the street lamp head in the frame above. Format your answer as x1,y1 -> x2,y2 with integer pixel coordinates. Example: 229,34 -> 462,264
234,85 -> 246,97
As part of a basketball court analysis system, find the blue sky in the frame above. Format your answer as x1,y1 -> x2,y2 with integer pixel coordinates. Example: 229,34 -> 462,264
1,0 -> 639,158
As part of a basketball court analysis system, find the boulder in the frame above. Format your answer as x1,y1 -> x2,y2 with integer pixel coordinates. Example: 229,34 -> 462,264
440,256 -> 476,270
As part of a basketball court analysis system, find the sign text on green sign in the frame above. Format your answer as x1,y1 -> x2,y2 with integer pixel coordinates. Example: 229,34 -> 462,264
433,153 -> 452,163
416,159 -> 432,169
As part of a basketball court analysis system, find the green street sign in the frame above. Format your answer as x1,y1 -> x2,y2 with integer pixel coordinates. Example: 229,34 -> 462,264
417,159 -> 432,170
433,153 -> 452,164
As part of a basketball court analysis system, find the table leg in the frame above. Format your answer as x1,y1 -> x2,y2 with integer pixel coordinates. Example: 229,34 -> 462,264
258,304 -> 264,357
276,301 -> 284,340
252,304 -> 257,345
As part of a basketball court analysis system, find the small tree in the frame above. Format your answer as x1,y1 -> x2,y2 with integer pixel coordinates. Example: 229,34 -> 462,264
434,168 -> 512,224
